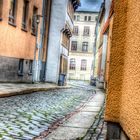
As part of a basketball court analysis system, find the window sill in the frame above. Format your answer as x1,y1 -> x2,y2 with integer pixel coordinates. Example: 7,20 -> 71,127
8,22 -> 17,27
18,72 -> 24,76
21,28 -> 28,32
31,32 -> 36,36
28,72 -> 32,76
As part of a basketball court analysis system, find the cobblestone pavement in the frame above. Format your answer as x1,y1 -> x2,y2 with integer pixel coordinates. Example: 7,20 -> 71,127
0,82 -> 95,140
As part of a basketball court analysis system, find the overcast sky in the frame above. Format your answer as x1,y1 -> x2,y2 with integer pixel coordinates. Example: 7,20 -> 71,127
77,0 -> 103,12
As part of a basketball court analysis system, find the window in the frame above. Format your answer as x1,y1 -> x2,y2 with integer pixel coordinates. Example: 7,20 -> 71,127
73,26 -> 78,35
0,0 -> 3,20
83,26 -> 90,36
82,42 -> 88,52
62,32 -> 70,49
32,6 -> 38,35
28,60 -> 33,75
70,58 -> 76,70
77,15 -> 80,21
18,59 -> 24,76
88,16 -> 91,21
22,0 -> 29,30
9,0 -> 17,24
74,15 -> 76,20
81,59 -> 87,71
84,16 -> 87,21
71,41 -> 77,51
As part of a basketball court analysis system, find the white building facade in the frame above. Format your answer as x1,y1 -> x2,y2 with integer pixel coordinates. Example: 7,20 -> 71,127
68,11 -> 98,81
45,0 -> 80,84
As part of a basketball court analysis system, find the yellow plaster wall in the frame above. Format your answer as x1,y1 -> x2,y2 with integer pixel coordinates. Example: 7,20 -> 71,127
105,0 -> 140,139
0,0 -> 42,60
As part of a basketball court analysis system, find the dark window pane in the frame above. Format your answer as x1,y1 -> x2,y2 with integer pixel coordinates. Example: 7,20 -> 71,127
9,0 -> 17,23
81,59 -> 87,71
32,6 -> 38,35
22,0 -> 29,29
70,58 -> 76,70
82,42 -> 88,52
71,41 -> 77,51
0,0 -> 3,19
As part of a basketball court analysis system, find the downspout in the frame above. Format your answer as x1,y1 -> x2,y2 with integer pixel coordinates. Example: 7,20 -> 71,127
37,0 -> 46,82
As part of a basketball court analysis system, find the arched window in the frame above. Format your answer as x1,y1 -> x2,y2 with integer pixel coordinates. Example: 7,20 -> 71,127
81,59 -> 87,71
69,58 -> 76,70
0,0 -> 3,20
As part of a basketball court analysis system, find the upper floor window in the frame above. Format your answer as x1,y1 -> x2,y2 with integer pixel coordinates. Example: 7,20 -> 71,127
9,0 -> 17,24
84,16 -> 87,21
71,41 -> 77,51
32,6 -> 38,35
83,26 -> 90,36
74,15 -> 76,20
22,0 -> 29,30
81,59 -> 87,71
88,16 -> 91,21
73,26 -> 78,35
82,42 -> 88,52
0,0 -> 3,20
77,15 -> 80,21
70,58 -> 76,70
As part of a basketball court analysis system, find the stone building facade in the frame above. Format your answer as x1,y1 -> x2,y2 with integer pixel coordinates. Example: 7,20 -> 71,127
45,0 -> 80,83
0,0 -> 51,82
68,11 -> 98,81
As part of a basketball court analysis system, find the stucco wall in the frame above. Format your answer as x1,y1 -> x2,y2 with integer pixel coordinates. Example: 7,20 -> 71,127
45,0 -> 68,83
0,0 -> 42,60
105,0 -> 140,139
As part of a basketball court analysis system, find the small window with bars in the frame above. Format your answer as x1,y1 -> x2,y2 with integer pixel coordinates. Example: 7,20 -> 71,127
81,59 -> 87,71
71,41 -> 77,51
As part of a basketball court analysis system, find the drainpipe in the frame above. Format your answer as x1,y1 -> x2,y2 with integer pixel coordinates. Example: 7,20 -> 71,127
36,0 -> 46,82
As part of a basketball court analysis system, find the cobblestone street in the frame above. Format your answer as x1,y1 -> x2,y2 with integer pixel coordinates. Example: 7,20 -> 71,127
0,82 -> 106,140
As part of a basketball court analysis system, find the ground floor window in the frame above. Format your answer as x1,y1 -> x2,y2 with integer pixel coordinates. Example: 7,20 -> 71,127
81,59 -> 87,71
28,60 -> 33,75
18,59 -> 24,76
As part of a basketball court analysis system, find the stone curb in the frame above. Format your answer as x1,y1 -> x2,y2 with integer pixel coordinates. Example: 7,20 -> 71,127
0,86 -> 72,98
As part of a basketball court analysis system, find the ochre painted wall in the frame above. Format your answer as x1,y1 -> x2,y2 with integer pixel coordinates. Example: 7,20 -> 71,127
105,0 -> 140,139
0,0 -> 42,60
